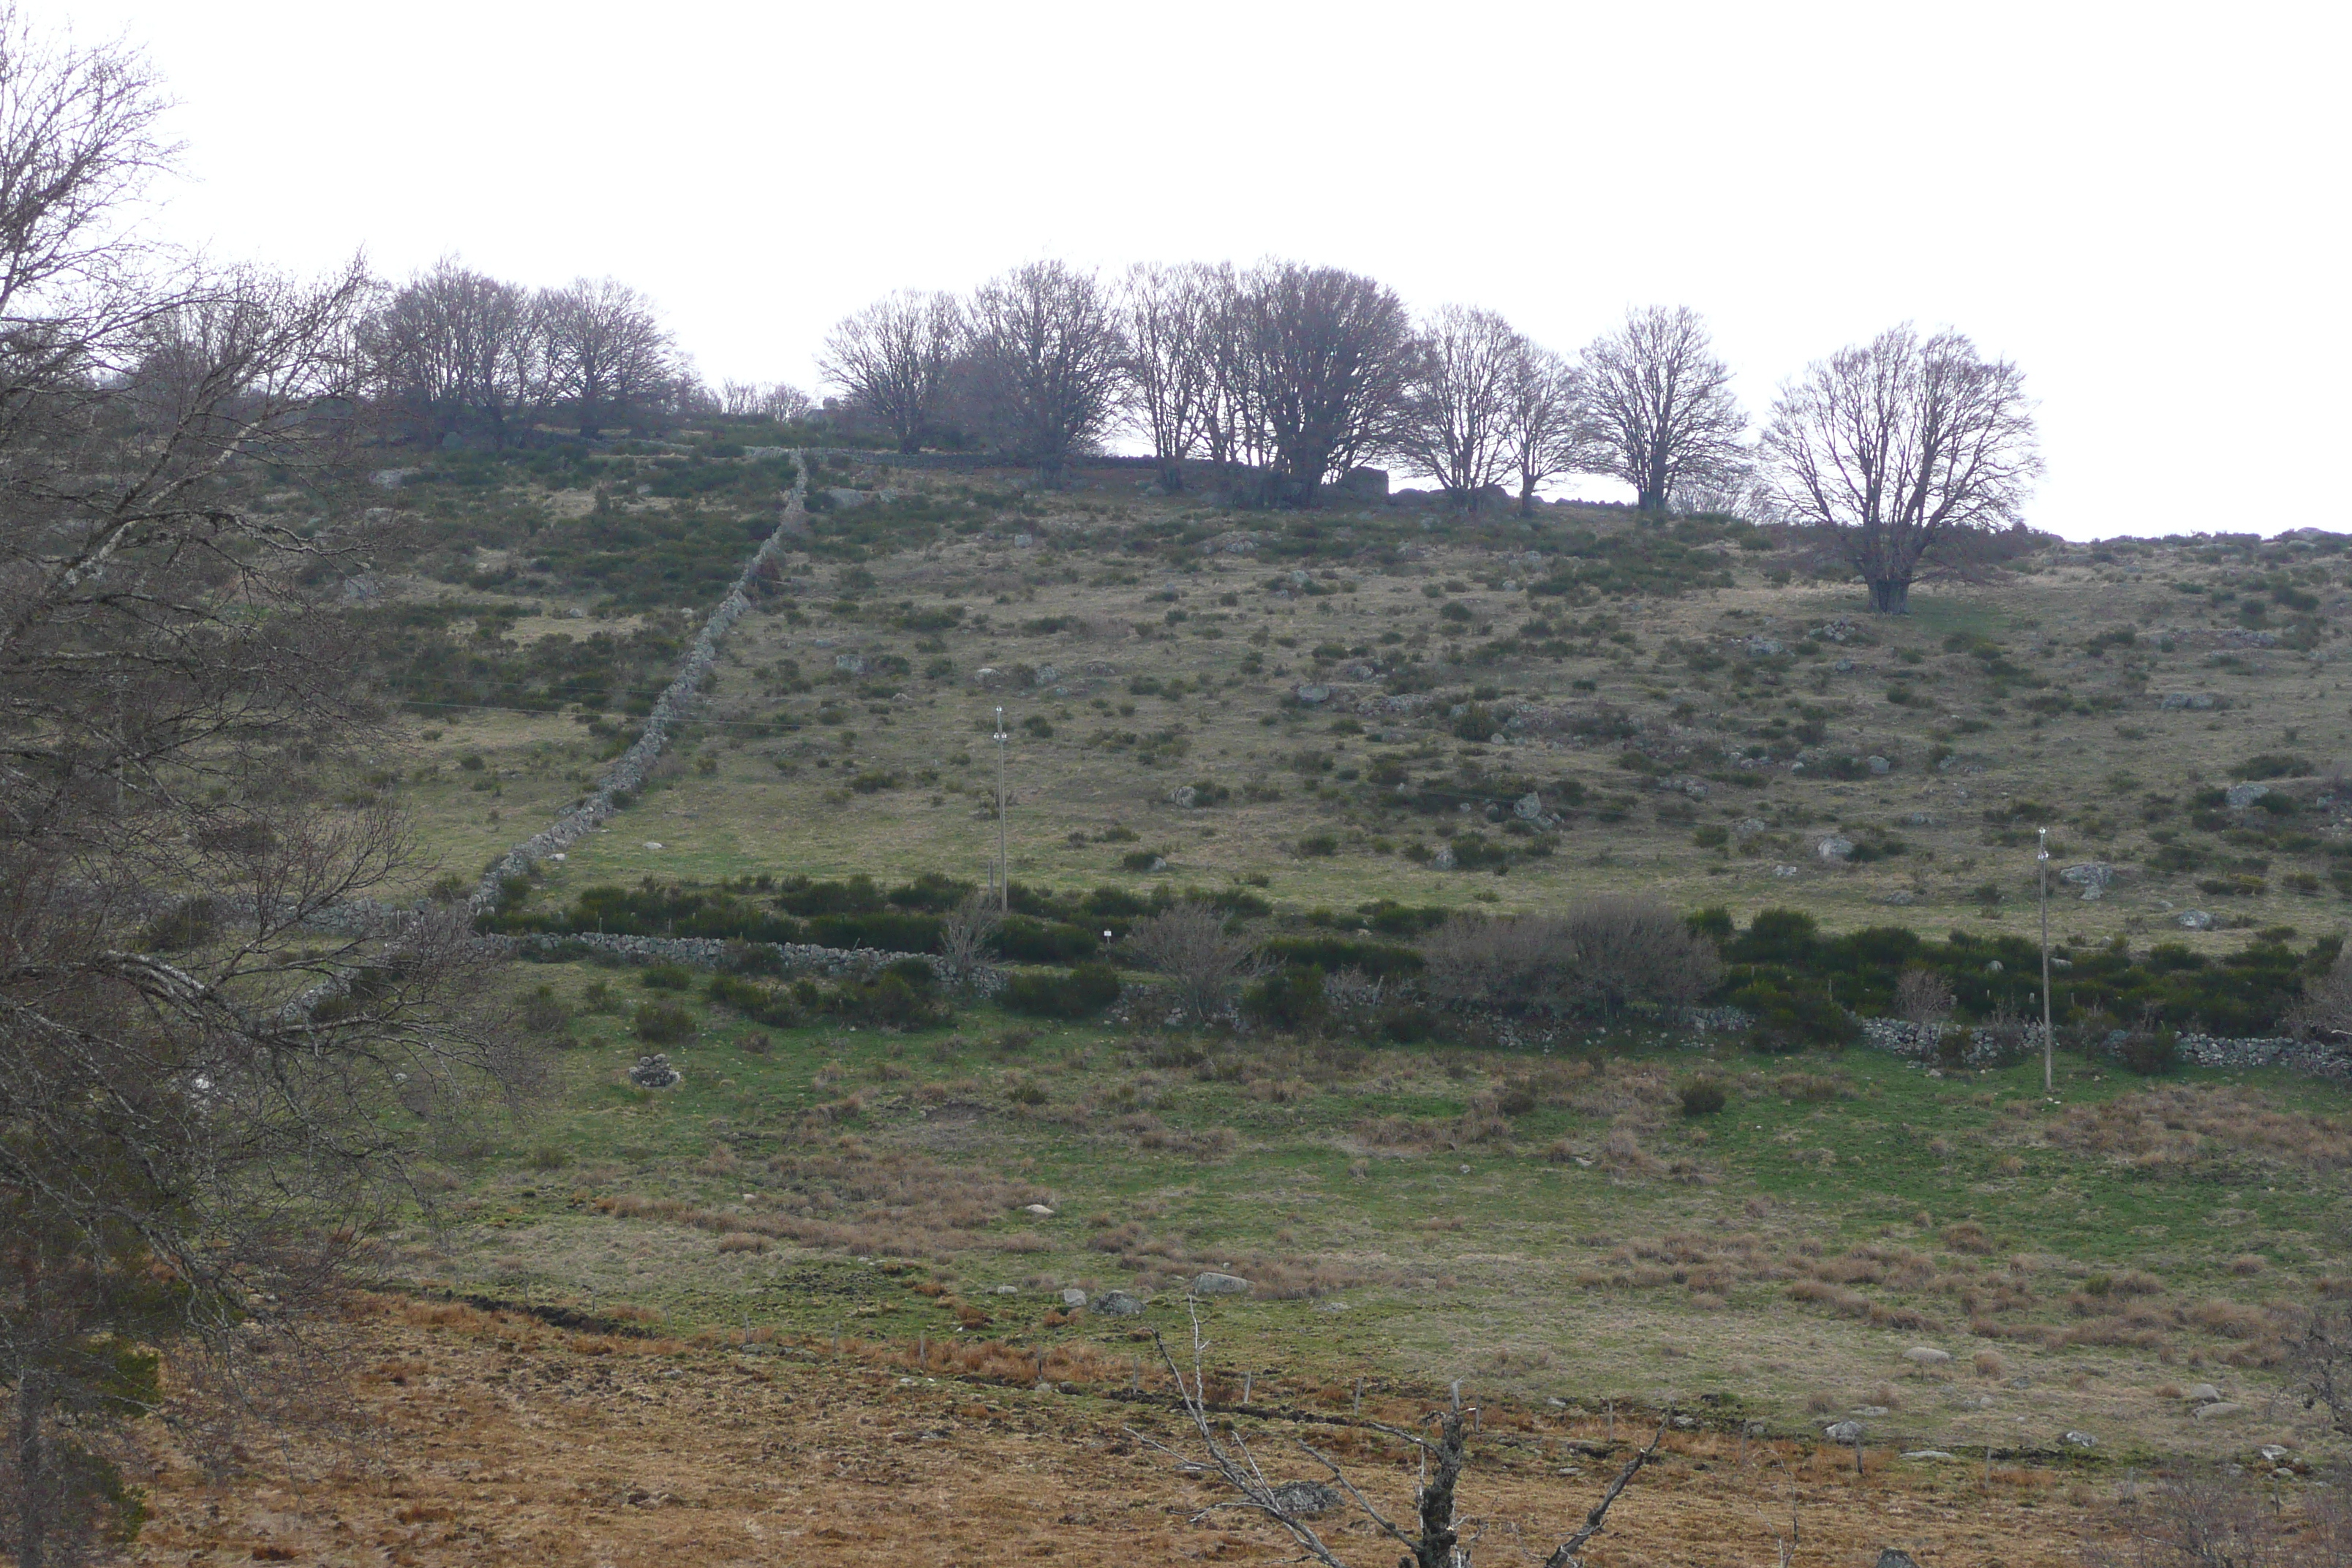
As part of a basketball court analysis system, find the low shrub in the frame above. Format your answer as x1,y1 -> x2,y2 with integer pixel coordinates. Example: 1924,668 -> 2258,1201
1677,1077 -> 1728,1117
992,916 -> 1099,963
637,962 -> 694,991
2114,1028 -> 2180,1076
1243,965 -> 1327,1033
1260,935 -> 1423,979
706,972 -> 807,1028
827,961 -> 952,1029
1001,962 -> 1123,1019
633,1001 -> 697,1045
519,984 -> 568,1033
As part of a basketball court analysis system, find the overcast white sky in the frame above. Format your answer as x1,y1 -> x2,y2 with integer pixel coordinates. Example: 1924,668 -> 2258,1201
80,0 -> 2350,538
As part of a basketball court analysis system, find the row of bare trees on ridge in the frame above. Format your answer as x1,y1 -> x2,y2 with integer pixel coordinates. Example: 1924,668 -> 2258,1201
823,261 -> 2043,613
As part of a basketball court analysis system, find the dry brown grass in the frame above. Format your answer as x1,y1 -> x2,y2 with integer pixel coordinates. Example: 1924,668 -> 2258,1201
587,1141 -> 1053,1262
127,1296 -> 2122,1568
2041,1083 -> 2352,1173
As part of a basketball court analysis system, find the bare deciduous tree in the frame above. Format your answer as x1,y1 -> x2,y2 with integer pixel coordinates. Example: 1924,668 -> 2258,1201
817,289 -> 960,453
1499,340 -> 1588,518
2084,1466 -> 2352,1567
1123,902 -> 1259,1026
1557,896 -> 1722,1019
361,258 -> 550,448
1391,305 -> 1522,511
1578,304 -> 1746,515
935,894 -> 1003,992
2291,945 -> 2352,1039
1759,323 -> 2040,614
960,260 -> 1127,483
1119,261 -> 1217,493
541,276 -> 674,438
1893,967 -> 1955,1032
2292,1298 -> 2352,1440
1243,260 -> 1414,508
717,380 -> 813,423
0,17 -> 525,1562
1423,900 -> 1716,1022
1135,1303 -> 1667,1568
1421,913 -> 1576,1017
1191,263 -> 1273,481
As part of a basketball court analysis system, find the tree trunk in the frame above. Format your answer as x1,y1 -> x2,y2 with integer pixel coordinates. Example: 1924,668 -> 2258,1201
1868,576 -> 1912,614
1517,475 -> 1537,517
1158,461 -> 1184,494
15,1364 -> 46,1568
1411,1412 -> 1468,1568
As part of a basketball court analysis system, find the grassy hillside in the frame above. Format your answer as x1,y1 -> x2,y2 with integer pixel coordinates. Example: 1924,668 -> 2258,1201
361,440 -> 2352,951
183,437 -> 2352,1566
310,443 -> 2343,1394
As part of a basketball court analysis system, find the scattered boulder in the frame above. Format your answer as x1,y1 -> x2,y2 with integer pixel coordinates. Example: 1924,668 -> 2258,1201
1033,664 -> 1058,687
1903,1347 -> 1952,1367
1901,1450 -> 1956,1462
2185,1382 -> 2224,1404
1095,1290 -> 1145,1318
1431,846 -> 1457,871
1823,1420 -> 1864,1444
2061,862 -> 2114,900
1269,1481 -> 1341,1517
1875,1553 -> 1923,1568
2225,783 -> 2269,809
1293,684 -> 1330,705
1515,792 -> 1545,821
834,653 -> 867,676
1060,1288 -> 1087,1308
1170,785 -> 1198,808
2160,692 -> 2216,709
1868,755 -> 1891,775
1734,817 -> 1768,837
1191,1272 -> 1252,1297
2064,1430 -> 2098,1448
1022,1203 -> 1056,1217
2178,909 -> 2215,930
629,1054 -> 682,1089
1012,532 -> 1034,547
1817,834 -> 1855,863
2191,1401 -> 2243,1421
1850,1405 -> 1891,1417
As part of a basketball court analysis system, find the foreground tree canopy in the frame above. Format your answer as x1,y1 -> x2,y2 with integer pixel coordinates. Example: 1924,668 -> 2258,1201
0,11 -> 527,1562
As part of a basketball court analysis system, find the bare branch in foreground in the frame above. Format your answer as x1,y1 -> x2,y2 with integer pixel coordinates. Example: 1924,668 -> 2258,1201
1129,1297 -> 1668,1568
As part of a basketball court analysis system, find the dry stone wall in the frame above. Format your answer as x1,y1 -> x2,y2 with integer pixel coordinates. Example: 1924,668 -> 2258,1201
467,453 -> 810,913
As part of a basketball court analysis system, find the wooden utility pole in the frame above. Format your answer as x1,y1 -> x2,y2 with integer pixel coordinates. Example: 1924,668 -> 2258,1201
992,705 -> 1010,913
2038,826 -> 2054,1094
